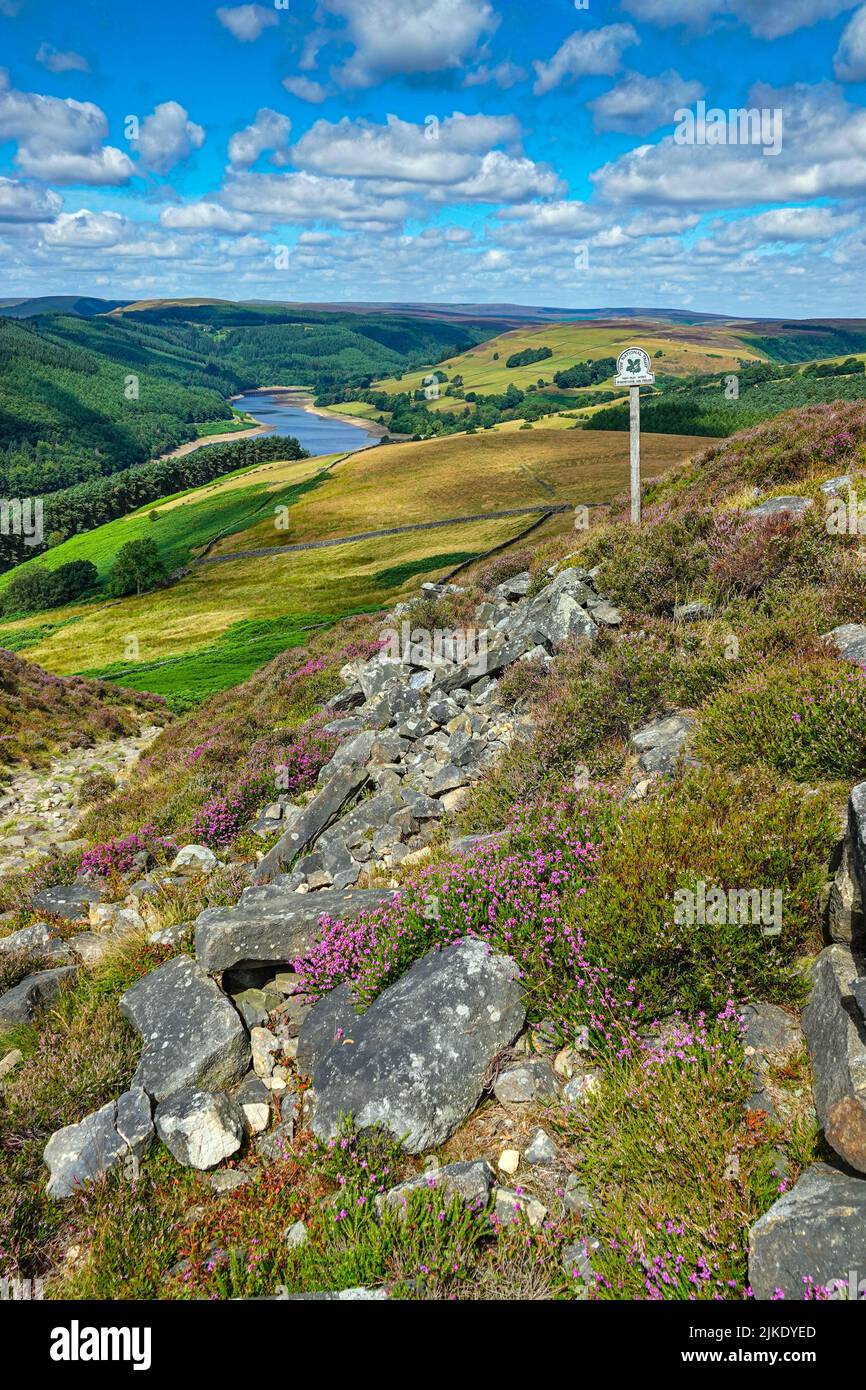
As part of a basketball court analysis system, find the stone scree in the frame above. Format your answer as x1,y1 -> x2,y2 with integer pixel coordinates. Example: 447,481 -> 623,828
35,562 -> 692,1199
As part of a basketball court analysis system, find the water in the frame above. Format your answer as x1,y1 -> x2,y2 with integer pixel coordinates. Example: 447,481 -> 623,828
233,390 -> 378,457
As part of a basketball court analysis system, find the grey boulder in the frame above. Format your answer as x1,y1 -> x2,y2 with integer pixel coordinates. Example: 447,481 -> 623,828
44,1087 -> 153,1198
154,1088 -> 244,1169
195,886 -> 399,973
120,954 -> 250,1101
312,939 -> 525,1153
749,1163 -> 866,1300
801,943 -> 866,1174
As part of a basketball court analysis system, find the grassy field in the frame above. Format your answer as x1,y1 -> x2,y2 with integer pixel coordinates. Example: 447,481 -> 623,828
209,427 -> 706,557
371,319 -> 765,401
0,424 -> 704,706
0,517 -> 525,705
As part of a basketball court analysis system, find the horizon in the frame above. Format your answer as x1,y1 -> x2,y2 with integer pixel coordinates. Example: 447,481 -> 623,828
1,0 -> 866,316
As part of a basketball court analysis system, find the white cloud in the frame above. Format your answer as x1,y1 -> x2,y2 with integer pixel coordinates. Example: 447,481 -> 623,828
622,0 -> 859,40
132,101 -> 205,175
282,75 -> 328,104
223,169 -> 410,226
43,209 -> 127,247
590,70 -> 705,134
462,59 -> 526,89
533,24 -> 639,96
35,43 -> 90,73
497,199 -> 602,236
835,6 -> 866,81
318,0 -> 497,89
216,4 -> 278,42
0,177 -> 61,223
431,150 -> 565,204
697,206 -> 857,252
593,82 -> 866,209
228,108 -> 291,169
160,201 -> 255,232
0,67 -> 134,185
291,112 -> 519,185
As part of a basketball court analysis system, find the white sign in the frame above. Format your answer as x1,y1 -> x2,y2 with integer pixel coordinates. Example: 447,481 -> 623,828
615,346 -> 656,388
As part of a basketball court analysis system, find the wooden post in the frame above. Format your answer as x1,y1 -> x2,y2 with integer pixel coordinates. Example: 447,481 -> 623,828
629,384 -> 641,525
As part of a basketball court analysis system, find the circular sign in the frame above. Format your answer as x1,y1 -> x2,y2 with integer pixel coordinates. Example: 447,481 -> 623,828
616,347 -> 655,385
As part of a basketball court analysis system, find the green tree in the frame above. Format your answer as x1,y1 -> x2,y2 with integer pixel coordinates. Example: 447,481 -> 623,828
109,538 -> 167,597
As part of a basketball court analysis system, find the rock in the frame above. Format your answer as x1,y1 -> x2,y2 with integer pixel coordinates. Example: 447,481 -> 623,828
378,1159 -> 494,1217
0,922 -> 57,956
493,1058 -> 559,1104
740,1003 -> 802,1068
801,943 -> 866,1173
209,1168 -> 256,1194
250,1026 -> 280,1079
850,782 -> 866,904
825,623 -> 866,668
31,881 -> 103,922
563,1071 -> 601,1104
232,988 -> 269,1029
170,845 -> 218,875
744,495 -> 813,520
494,1187 -> 547,1228
147,923 -> 192,949
0,965 -> 78,1030
285,1219 -> 308,1250
630,713 -> 694,775
587,600 -> 622,627
255,1121 -> 295,1162
43,1087 -> 153,1198
0,1047 -> 22,1079
154,1089 -> 244,1170
66,932 -> 113,965
821,475 -> 853,496
271,1286 -> 388,1302
498,1148 -> 520,1176
673,601 -> 713,622
823,836 -> 864,948
233,1073 -> 271,1135
524,1128 -> 558,1165
312,940 -> 525,1153
317,730 -> 376,786
748,1163 -> 866,1300
195,885 -> 398,973
563,1175 -> 593,1217
296,981 -> 358,1076
253,765 -> 370,882
120,955 -> 249,1102
44,1101 -> 128,1199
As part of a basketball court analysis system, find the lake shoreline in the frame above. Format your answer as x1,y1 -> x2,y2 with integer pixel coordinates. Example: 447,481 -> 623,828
230,385 -> 390,441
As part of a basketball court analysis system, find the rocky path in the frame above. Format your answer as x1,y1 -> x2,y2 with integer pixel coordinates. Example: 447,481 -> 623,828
0,720 -> 164,878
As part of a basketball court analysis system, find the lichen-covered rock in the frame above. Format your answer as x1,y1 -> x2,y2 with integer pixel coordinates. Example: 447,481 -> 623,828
748,1163 -> 866,1299
312,939 -> 525,1153
154,1088 -> 244,1169
120,954 -> 249,1101
43,1087 -> 153,1198
801,943 -> 866,1173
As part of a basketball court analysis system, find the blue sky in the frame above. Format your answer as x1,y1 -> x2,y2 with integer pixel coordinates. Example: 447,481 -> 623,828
1,0 -> 866,315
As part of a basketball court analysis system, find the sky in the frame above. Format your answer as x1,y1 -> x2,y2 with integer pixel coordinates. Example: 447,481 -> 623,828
1,0 -> 866,317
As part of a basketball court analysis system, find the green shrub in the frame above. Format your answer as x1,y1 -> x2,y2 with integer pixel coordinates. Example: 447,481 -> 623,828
580,511 -> 712,617
697,659 -> 866,781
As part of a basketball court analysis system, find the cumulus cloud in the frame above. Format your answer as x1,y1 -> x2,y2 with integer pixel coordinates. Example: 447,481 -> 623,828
43,208 -> 128,247
318,0 -> 497,89
35,43 -> 90,73
223,169 -> 410,226
697,205 -> 858,252
430,150 -> 564,204
132,101 -> 205,175
291,112 -> 519,185
216,4 -> 278,42
160,201 -> 255,232
533,24 -> 639,96
593,82 -> 866,209
0,176 -> 61,223
282,75 -> 328,104
228,108 -> 291,169
497,199 -> 602,236
590,70 -> 705,134
462,59 -> 526,89
835,6 -> 866,81
0,68 -> 133,185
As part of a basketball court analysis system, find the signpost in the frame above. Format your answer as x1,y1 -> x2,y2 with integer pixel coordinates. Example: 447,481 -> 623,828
615,347 -> 656,524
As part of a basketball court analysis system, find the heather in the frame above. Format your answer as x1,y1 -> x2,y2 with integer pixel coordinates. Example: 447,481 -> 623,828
697,660 -> 866,781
